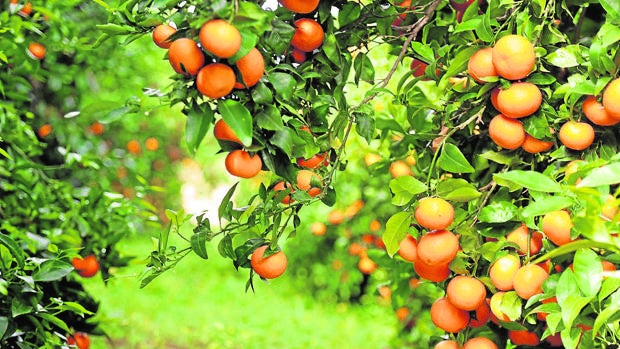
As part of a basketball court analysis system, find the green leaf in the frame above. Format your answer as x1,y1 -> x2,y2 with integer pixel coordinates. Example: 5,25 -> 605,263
501,291 -> 523,321
592,302 -> 620,342
0,316 -> 7,338
33,260 -> 74,282
383,212 -> 412,257
185,104 -> 214,154
561,295 -> 591,331
219,99 -> 253,147
322,33 -> 340,66
96,23 -> 135,35
58,302 -> 94,316
478,201 -> 518,223
191,232 -> 210,260
389,176 -> 427,206
521,196 -> 573,218
546,45 -> 582,68
268,72 -> 296,101
436,178 -> 480,202
598,2 -> 620,21
353,53 -> 375,84
355,112 -> 376,144
338,2 -> 361,27
494,170 -> 562,193
100,106 -> 134,123
573,248 -> 602,298
577,163 -> 620,187
219,183 -> 238,222
255,105 -> 284,131
38,313 -> 70,333
437,143 -> 475,173
0,233 -> 25,267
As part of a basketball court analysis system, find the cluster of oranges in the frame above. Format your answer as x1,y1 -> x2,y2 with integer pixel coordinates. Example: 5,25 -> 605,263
469,33 -> 620,153
280,0 -> 325,63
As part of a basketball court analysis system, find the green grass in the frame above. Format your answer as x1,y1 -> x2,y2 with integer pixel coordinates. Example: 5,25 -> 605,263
84,233 -> 397,349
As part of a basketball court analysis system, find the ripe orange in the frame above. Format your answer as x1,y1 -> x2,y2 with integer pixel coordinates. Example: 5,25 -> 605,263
513,264 -> 548,299
446,275 -> 487,311
310,222 -> 327,236
291,48 -> 307,63
602,194 -> 618,220
327,209 -> 345,225
369,219 -> 381,232
18,2 -> 32,16
214,119 -> 242,144
398,234 -> 418,262
126,139 -> 141,154
558,121 -> 595,151
145,137 -> 159,151
496,82 -> 542,118
417,229 -> 459,266
297,152 -> 327,169
67,332 -> 90,349
389,160 -> 413,177
506,223 -> 543,255
199,19 -> 241,58
602,77 -> 620,119
508,330 -> 540,346
27,42 -> 46,60
490,86 -> 501,111
251,245 -> 287,279
541,210 -> 574,246
348,242 -> 365,256
152,24 -> 177,49
344,199 -> 365,218
279,0 -> 319,13
468,47 -> 497,83
583,95 -> 620,126
196,63 -> 236,99
234,47 -> 265,89
168,38 -> 205,76
521,134 -> 553,154
489,291 -> 511,321
291,18 -> 324,53
463,337 -> 497,349
395,306 -> 410,322
71,254 -> 100,278
358,256 -> 377,274
430,297 -> 470,333
492,34 -> 536,80
488,114 -> 525,149
225,150 -> 263,178
545,332 -> 563,347
414,259 -> 451,282
414,197 -> 454,231
296,169 -> 322,196
273,181 -> 294,204
434,340 -> 460,349
489,254 -> 521,291
89,121 -> 104,135
411,58 -> 429,78
364,153 -> 382,166
470,299 -> 491,327
38,124 -> 52,138
378,285 -> 391,300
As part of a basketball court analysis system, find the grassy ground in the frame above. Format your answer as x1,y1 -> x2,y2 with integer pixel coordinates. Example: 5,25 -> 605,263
83,233 -> 397,349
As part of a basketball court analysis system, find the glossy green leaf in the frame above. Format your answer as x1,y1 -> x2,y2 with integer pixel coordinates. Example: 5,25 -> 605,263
219,99 -> 253,147
383,212 -> 412,257
255,105 -> 284,131
592,301 -> 620,342
573,248 -> 602,298
437,143 -> 475,173
191,232 -> 210,260
390,176 -> 427,206
0,233 -> 25,267
218,183 -> 239,222
268,72 -> 296,101
494,170 -> 562,193
577,163 -> 620,187
478,201 -> 518,223
33,260 -> 74,282
521,196 -> 572,218
185,104 -> 213,154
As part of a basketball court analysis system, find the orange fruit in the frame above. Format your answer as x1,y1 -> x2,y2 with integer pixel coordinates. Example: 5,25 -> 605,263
489,291 -> 511,321
583,95 -> 620,126
395,306 -> 410,322
489,254 -> 521,291
369,219 -> 381,232
37,124 -> 52,138
291,48 -> 307,63
414,197 -> 454,231
344,199 -> 365,218
488,114 -> 525,149
602,260 -> 617,272
213,119 -> 243,144
327,209 -> 345,225
417,229 -> 459,266
196,63 -> 236,99
508,330 -> 540,346
558,121 -> 595,151
470,299 -> 491,328
297,152 -> 327,169
168,38 -> 205,76
311,222 -> 326,236
521,134 -> 553,154
545,332 -> 563,347
358,256 -> 377,274
145,137 -> 159,151
492,34 -> 536,80
89,122 -> 104,135
463,337 -> 497,349
468,47 -> 497,83
296,169 -> 322,196
434,340 -> 460,349
364,153 -> 382,166
602,77 -> 620,119
414,259 -> 451,282
67,332 -> 90,349
398,234 -> 418,262
446,275 -> 487,311
506,223 -> 543,255
278,0 -> 319,13
234,47 -> 265,89
602,195 -> 618,220
410,58 -> 429,78
389,160 -> 413,177
18,2 -> 32,16
541,210 -> 574,246
496,82 -> 542,118
513,264 -> 548,299
27,42 -> 46,60
251,245 -> 287,279
430,297 -> 470,333
225,149 -> 263,178
273,181 -> 294,204
152,24 -> 177,49
71,254 -> 100,278
291,18 -> 324,52
126,139 -> 141,154
378,285 -> 392,300
199,19 -> 241,58
348,242 -> 365,256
